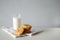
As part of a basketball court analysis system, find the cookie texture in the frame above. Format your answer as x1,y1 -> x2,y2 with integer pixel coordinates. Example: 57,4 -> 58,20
21,24 -> 32,33
14,27 -> 24,36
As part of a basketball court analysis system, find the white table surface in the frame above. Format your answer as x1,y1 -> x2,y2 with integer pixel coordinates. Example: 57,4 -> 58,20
0,28 -> 60,40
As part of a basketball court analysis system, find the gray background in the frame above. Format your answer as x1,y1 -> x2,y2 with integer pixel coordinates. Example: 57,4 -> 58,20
0,0 -> 60,28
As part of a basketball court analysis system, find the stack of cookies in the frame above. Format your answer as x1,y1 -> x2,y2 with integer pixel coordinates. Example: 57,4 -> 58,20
14,24 -> 32,36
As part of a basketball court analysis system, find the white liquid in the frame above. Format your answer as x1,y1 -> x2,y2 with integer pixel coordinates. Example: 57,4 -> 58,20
13,17 -> 21,30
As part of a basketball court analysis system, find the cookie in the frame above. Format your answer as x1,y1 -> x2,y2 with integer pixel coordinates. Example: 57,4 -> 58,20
14,27 -> 24,36
14,24 -> 32,36
21,24 -> 32,33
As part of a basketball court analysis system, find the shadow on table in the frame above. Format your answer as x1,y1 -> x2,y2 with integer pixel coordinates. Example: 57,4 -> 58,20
32,30 -> 44,36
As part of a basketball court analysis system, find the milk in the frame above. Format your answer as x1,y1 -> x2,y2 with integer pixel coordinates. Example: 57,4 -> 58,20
13,14 -> 21,30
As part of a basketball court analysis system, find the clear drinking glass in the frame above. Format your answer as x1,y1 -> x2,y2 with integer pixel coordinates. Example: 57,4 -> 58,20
13,14 -> 21,30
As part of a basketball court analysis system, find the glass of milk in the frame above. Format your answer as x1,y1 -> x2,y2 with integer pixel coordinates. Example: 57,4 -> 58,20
13,14 -> 21,30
